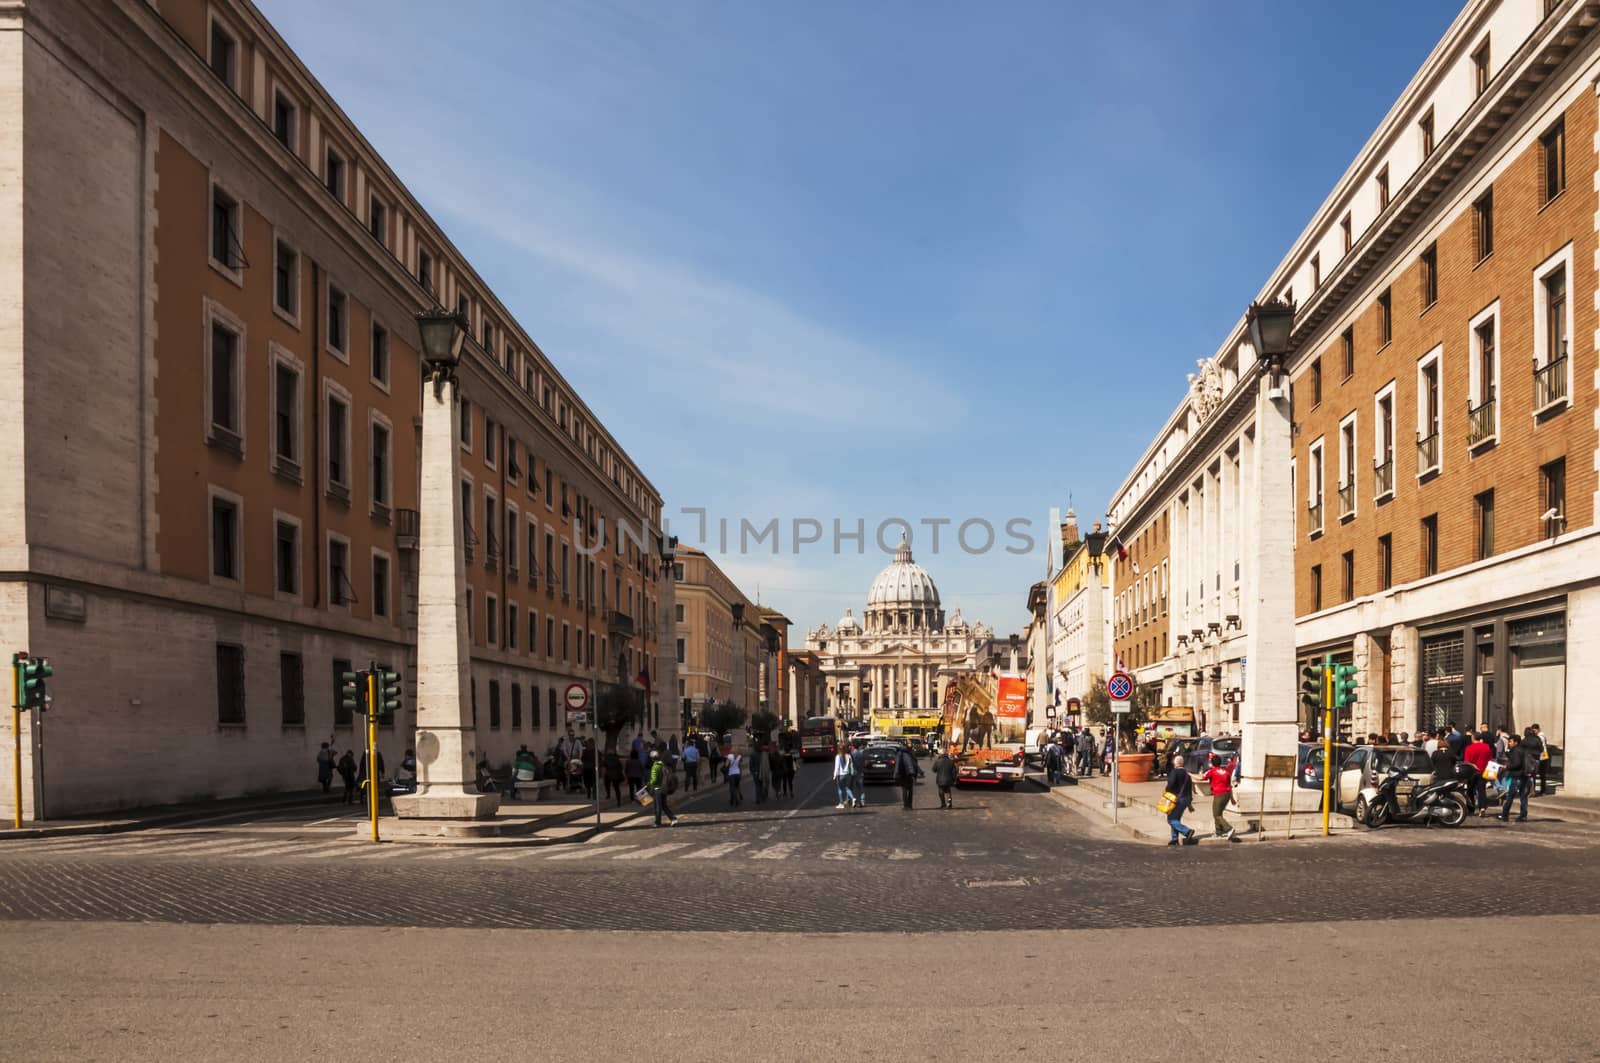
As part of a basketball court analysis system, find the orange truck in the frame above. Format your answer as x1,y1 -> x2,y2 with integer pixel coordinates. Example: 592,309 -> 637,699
944,671 -> 1028,789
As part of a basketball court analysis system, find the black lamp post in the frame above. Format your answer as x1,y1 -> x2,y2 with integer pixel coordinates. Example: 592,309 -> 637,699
415,306 -> 468,399
1246,298 -> 1296,378
1084,525 -> 1107,570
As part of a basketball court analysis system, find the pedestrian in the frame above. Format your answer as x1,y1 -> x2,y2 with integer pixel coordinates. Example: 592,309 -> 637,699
1461,730 -> 1492,815
1529,724 -> 1551,796
1446,723 -> 1468,758
772,745 -> 793,798
337,749 -> 357,805
1497,733 -> 1536,822
1163,753 -> 1199,846
833,745 -> 856,808
850,741 -> 867,807
1493,726 -> 1510,759
1202,754 -> 1238,840
581,738 -> 597,800
681,739 -> 701,791
1044,739 -> 1063,786
932,746 -> 956,809
316,742 -> 336,794
725,748 -> 743,806
1429,735 -> 1459,781
603,749 -> 625,807
647,750 -> 678,827
894,742 -> 920,810
707,738 -> 724,784
749,743 -> 768,804
1077,728 -> 1096,777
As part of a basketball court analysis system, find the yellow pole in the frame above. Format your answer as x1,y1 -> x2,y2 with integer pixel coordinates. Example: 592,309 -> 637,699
1321,676 -> 1333,836
12,659 -> 21,830
367,673 -> 380,844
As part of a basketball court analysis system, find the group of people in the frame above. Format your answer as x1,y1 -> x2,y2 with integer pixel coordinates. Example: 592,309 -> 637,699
1161,751 -> 1242,846
314,742 -> 414,805
831,739 -> 948,810
1415,722 -> 1551,821
1040,728 -> 1112,783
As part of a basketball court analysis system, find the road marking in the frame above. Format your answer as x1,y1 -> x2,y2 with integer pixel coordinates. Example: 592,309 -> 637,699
750,842 -> 802,860
888,848 -> 921,860
787,772 -> 835,819
546,844 -> 638,861
612,843 -> 689,861
478,848 -> 549,861
346,845 -> 408,859
967,878 -> 1028,888
821,843 -> 860,861
682,842 -> 747,860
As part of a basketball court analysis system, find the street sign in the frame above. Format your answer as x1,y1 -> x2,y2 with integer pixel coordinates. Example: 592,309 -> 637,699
1110,700 -> 1131,715
1107,672 -> 1133,701
1263,754 -> 1297,779
564,683 -> 589,711
1045,705 -> 1056,719
1222,688 -> 1245,704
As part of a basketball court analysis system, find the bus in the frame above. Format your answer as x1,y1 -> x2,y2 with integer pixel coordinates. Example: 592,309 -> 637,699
798,716 -> 843,761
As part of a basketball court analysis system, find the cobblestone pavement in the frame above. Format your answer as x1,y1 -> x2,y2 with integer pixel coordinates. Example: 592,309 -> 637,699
0,763 -> 1595,931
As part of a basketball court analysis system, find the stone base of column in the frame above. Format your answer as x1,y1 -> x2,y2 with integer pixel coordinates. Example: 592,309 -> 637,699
391,790 -> 501,820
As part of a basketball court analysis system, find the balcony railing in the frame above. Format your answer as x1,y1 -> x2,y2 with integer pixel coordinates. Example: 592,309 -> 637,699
1467,394 -> 1496,448
1416,432 -> 1440,476
1338,483 -> 1355,519
395,508 -> 420,550
1306,500 -> 1324,536
1534,353 -> 1569,413
1374,458 -> 1394,499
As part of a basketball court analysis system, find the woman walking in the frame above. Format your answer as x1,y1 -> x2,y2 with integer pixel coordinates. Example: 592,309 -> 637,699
833,746 -> 855,808
1163,752 -> 1199,846
725,748 -> 743,806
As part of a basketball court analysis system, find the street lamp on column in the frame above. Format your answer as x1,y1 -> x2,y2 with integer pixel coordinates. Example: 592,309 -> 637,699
1247,297 -> 1296,388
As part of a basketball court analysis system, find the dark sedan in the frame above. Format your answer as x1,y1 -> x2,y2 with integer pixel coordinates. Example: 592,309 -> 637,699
1166,736 -> 1241,773
859,743 -> 903,784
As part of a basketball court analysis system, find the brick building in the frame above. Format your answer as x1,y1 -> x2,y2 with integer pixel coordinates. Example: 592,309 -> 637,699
0,0 -> 669,818
1108,0 -> 1600,794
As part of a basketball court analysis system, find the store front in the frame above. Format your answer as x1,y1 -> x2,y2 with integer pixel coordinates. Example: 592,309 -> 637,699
1418,599 -> 1566,788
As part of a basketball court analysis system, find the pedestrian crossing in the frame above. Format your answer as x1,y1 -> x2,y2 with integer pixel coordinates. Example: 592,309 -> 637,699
0,833 -> 940,866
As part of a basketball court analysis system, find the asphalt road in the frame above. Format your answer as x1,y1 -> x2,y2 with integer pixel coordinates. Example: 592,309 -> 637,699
0,761 -> 1597,932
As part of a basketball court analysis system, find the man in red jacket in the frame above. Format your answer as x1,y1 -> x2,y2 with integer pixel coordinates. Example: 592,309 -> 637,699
1203,755 -> 1239,841
1461,730 -> 1493,815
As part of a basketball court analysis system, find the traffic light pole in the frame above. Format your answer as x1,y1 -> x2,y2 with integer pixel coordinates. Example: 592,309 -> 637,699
366,671 -> 380,844
11,656 -> 20,830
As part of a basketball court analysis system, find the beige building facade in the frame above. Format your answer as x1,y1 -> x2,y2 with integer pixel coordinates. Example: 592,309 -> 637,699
0,0 -> 669,818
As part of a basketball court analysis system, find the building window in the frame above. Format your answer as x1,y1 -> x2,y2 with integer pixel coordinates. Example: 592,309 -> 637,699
489,681 -> 505,731
1340,212 -> 1352,254
548,687 -> 557,730
1376,165 -> 1390,209
417,246 -> 432,292
484,418 -> 499,469
486,593 -> 499,646
1338,413 -> 1358,519
1307,438 -> 1325,536
1473,187 -> 1493,262
507,602 -> 518,650
1341,551 -> 1354,602
280,652 -> 305,726
1418,107 -> 1434,159
210,182 -> 243,273
511,683 -> 522,730
1419,243 -> 1437,310
1377,288 -> 1391,346
273,239 -> 299,321
370,322 -> 389,388
208,16 -> 238,91
207,315 -> 243,449
1421,514 -> 1438,577
1378,534 -> 1393,591
562,622 -> 570,661
1311,253 -> 1321,290
1469,305 -> 1498,448
368,195 -> 386,245
1310,357 -> 1322,406
675,603 -> 685,623
1475,490 -> 1494,560
1374,384 -> 1395,497
1540,117 -> 1565,203
1472,37 -> 1490,95
676,638 -> 686,664
274,518 -> 299,596
326,392 -> 349,492
1535,252 -> 1571,411
1541,458 -> 1567,537
329,537 -> 352,606
332,658 -> 353,728
210,492 -> 240,581
324,145 -> 346,203
546,615 -> 554,658
1339,327 -> 1354,380
459,397 -> 473,449
1310,565 -> 1322,612
216,644 -> 245,725
1416,350 -> 1441,476
466,589 -> 473,640
370,419 -> 391,509
326,283 -> 348,356
272,356 -> 301,472
272,89 -> 297,151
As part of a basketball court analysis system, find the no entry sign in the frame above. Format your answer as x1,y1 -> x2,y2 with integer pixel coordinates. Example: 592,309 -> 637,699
1107,672 -> 1134,701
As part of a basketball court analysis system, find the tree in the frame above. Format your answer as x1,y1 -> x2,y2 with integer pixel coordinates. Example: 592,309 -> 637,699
699,702 -> 747,740
594,683 -> 645,754
749,708 -> 781,746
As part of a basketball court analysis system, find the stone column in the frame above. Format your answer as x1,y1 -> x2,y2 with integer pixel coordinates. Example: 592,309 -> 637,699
394,377 -> 499,820
1238,374 -> 1299,799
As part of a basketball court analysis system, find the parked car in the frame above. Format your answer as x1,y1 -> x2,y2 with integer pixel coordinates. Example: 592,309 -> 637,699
1331,745 -> 1435,811
1297,741 -> 1356,792
908,735 -> 929,758
1166,736 -> 1241,773
859,742 -> 902,784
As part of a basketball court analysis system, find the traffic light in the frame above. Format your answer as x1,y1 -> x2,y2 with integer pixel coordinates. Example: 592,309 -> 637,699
1332,664 -> 1359,710
377,668 -> 402,716
19,656 -> 52,711
341,669 -> 367,717
1299,663 -> 1326,714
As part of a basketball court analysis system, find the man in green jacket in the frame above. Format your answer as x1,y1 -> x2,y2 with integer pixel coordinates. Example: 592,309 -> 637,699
648,750 -> 679,827
932,749 -> 957,809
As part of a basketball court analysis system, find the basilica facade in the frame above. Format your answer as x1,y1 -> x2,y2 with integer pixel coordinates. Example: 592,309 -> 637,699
805,537 -> 991,719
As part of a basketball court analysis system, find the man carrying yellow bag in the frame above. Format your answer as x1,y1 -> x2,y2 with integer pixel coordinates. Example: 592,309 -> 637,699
1160,753 -> 1200,847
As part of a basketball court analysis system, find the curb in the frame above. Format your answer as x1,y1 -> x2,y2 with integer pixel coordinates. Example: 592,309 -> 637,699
0,792 -> 339,840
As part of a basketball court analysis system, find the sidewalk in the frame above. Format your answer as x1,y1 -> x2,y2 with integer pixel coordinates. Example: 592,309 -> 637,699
0,788 -> 338,840
1043,770 -> 1357,844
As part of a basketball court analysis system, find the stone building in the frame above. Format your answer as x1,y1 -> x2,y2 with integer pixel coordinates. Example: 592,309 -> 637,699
806,536 -> 991,718
0,0 -> 670,818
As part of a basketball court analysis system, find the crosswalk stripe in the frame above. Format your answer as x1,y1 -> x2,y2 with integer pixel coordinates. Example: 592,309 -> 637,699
821,843 -> 860,861
750,842 -> 802,860
682,842 -> 747,860
612,843 -> 689,861
346,845 -> 408,859
547,844 -> 637,861
889,848 -> 921,860
478,848 -> 548,861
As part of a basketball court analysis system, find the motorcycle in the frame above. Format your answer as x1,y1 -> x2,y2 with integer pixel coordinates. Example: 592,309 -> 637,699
1355,767 -> 1468,828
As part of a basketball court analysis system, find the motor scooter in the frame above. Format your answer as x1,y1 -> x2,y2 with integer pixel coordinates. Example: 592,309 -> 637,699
1355,767 -> 1468,828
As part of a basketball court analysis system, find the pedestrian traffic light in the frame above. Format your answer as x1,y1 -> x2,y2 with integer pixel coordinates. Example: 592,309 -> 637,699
1299,663 -> 1326,713
1333,664 -> 1358,710
18,655 -> 52,711
377,668 -> 402,715
341,669 -> 367,716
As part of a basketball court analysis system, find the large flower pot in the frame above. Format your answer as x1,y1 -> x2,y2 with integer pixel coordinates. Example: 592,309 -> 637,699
1118,753 -> 1154,783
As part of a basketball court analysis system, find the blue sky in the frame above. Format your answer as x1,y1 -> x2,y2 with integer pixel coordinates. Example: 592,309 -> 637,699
262,0 -> 1461,639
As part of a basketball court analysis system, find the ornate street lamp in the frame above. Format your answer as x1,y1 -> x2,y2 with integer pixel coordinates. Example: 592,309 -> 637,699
1247,297 -> 1296,384
1084,525 -> 1107,569
415,306 -> 468,399
659,534 -> 678,579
